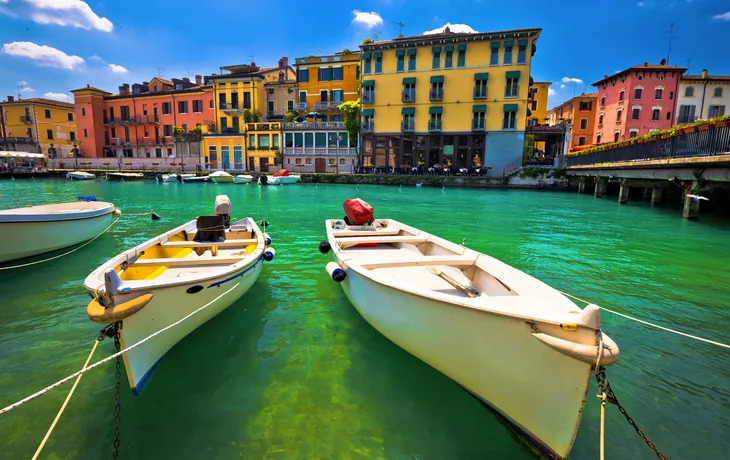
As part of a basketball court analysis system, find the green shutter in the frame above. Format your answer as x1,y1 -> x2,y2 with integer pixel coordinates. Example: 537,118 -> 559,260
402,77 -> 416,84
407,49 -> 417,55
506,71 -> 521,78
444,45 -> 454,52
396,49 -> 405,56
430,75 -> 444,83
491,41 -> 500,49
374,51 -> 383,58
473,105 -> 486,113
432,46 -> 441,52
401,107 -> 415,115
504,40 -> 514,47
362,52 -> 371,59
518,39 -> 528,46
504,104 -> 518,112
529,76 -> 535,86
474,72 -> 489,81
361,109 -> 374,116
429,106 -> 442,114
457,44 -> 467,51
362,80 -> 375,87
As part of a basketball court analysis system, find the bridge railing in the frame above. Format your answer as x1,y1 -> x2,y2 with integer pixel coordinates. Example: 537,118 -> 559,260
567,125 -> 730,166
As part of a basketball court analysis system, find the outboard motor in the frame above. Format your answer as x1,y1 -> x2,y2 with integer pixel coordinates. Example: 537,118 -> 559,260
259,174 -> 269,185
176,174 -> 183,182
214,195 -> 232,228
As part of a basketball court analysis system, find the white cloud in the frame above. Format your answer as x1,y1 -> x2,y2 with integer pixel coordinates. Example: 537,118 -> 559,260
637,2 -> 645,6
352,10 -> 382,29
1,41 -> 85,70
424,22 -> 478,35
560,84 -> 566,89
108,63 -> 128,73
713,11 -> 730,20
89,54 -> 102,61
20,87 -> 35,93
0,0 -> 9,4
548,88 -> 556,96
25,0 -> 114,32
561,76 -> 584,84
44,92 -> 71,102
18,80 -> 28,85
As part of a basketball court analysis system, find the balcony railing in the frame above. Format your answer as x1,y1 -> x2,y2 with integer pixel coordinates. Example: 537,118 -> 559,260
401,120 -> 414,132
314,101 -> 340,111
282,122 -> 344,130
362,121 -> 374,133
1,136 -> 36,144
402,89 -> 416,102
246,122 -> 281,131
362,93 -> 375,104
283,147 -> 358,156
20,116 -> 33,124
430,88 -> 444,101
473,87 -> 488,99
472,119 -> 486,131
104,115 -> 159,126
295,102 -> 308,111
428,120 -> 442,132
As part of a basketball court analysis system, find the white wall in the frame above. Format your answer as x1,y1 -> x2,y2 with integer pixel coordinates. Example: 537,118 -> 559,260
677,81 -> 730,122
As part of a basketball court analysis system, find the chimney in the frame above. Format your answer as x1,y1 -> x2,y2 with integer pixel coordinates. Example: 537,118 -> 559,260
183,77 -> 190,83
644,62 -> 648,67
278,71 -> 285,83
7,96 -> 14,102
278,56 -> 289,68
195,74 -> 202,85
701,69 -> 709,78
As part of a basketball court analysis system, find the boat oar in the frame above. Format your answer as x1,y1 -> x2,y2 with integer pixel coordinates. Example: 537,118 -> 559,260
427,267 -> 479,298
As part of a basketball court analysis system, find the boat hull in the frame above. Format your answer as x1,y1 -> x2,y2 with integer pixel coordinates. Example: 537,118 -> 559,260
0,212 -> 113,263
211,176 -> 233,183
118,257 -> 263,394
66,172 -> 95,180
278,176 -> 300,184
233,175 -> 252,184
337,265 -> 591,459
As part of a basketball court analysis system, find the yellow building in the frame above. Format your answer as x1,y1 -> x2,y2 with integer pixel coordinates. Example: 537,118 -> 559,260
528,81 -> 551,126
294,51 -> 361,121
359,27 -> 541,175
0,96 -> 77,157
202,59 -> 293,172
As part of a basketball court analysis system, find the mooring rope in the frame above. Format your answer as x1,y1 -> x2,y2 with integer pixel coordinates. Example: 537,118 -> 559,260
559,290 -> 730,350
0,282 -> 240,416
31,340 -> 100,460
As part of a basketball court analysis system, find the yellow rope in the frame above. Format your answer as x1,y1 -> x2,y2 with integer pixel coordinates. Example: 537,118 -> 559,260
599,391 -> 607,460
31,339 -> 100,460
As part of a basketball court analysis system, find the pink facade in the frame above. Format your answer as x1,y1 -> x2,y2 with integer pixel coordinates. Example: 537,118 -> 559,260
592,63 -> 686,144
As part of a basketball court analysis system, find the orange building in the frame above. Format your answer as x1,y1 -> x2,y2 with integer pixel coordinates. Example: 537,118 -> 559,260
546,93 -> 597,148
72,75 -> 214,159
294,51 -> 360,121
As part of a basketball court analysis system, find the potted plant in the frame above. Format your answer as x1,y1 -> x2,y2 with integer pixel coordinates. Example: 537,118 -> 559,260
716,115 -> 730,128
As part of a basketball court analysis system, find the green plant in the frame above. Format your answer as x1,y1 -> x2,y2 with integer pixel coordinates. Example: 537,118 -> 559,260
519,167 -> 545,179
338,99 -> 361,152
284,112 -> 295,122
174,126 -> 186,134
189,126 -> 202,134
361,38 -> 373,45
342,48 -> 352,54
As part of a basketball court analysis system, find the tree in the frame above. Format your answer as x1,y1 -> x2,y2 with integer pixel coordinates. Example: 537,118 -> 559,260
338,99 -> 361,158
361,38 -> 373,45
342,48 -> 352,54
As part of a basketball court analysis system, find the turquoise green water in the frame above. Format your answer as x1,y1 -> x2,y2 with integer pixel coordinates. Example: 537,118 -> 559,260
1,179 -> 729,459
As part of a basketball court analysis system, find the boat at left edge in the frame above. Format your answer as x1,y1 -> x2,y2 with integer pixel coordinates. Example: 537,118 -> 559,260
0,200 -> 119,263
83,195 -> 275,395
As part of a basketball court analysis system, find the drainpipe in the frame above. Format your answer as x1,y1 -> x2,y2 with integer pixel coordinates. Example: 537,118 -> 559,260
699,81 -> 708,120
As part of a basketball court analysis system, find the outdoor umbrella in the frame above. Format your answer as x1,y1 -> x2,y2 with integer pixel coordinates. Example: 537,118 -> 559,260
306,111 -> 325,121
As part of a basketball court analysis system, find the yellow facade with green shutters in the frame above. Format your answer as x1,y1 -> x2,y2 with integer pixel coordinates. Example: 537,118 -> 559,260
202,123 -> 281,172
0,98 -> 77,156
529,81 -> 552,125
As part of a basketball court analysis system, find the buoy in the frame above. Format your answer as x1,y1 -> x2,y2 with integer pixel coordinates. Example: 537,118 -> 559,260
260,219 -> 269,228
319,240 -> 331,254
113,208 -> 122,217
263,247 -> 276,261
326,262 -> 346,282
263,233 -> 272,246
151,212 -> 161,220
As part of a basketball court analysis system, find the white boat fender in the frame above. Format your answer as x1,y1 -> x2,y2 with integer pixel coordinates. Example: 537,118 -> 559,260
113,208 -> 122,217
263,233 -> 272,246
264,247 -> 276,261
326,262 -> 346,282
319,240 -> 331,254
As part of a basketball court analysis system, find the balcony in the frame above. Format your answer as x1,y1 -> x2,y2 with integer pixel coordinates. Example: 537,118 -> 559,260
282,122 -> 345,130
429,89 -> 444,101
295,102 -> 308,111
401,120 -> 414,132
473,87 -> 488,99
20,116 -> 32,124
314,101 -> 340,111
283,147 -> 358,156
104,115 -> 159,126
402,89 -> 416,102
222,103 -> 242,115
362,121 -> 374,133
246,122 -> 281,131
472,119 -> 485,131
362,93 -> 375,104
428,120 -> 442,132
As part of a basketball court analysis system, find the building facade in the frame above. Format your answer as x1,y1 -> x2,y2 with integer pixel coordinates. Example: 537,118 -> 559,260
294,52 -> 361,121
359,27 -> 542,176
1,97 -> 77,157
677,69 -> 730,123
592,62 -> 686,144
72,76 -> 214,160
528,81 -> 551,126
546,93 -> 597,148
281,121 -> 358,173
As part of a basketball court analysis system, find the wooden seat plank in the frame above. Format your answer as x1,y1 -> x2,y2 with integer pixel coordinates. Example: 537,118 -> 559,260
162,239 -> 257,248
360,255 -> 477,270
131,257 -> 247,267
332,229 -> 403,237
338,236 -> 428,248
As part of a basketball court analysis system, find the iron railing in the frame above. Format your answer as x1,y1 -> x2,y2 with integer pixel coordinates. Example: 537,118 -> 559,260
282,122 -> 344,130
295,102 -> 308,111
20,116 -> 33,124
428,120 -> 442,132
402,89 -> 415,102
430,88 -> 443,101
314,101 -> 340,111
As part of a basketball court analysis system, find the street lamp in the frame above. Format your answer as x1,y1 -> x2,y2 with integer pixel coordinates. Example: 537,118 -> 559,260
336,134 -> 342,174
67,139 -> 81,170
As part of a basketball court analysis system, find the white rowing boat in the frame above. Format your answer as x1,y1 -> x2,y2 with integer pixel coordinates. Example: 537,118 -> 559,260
66,171 -> 96,180
0,201 -> 118,263
322,213 -> 619,459
84,195 -> 274,395
183,175 -> 209,183
159,173 -> 194,183
209,171 -> 233,183
233,174 -> 254,184
107,172 -> 144,181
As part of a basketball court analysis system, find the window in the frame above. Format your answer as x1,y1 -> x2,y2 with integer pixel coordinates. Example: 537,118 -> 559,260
652,109 -> 660,120
318,67 -> 332,81
505,77 -> 519,98
430,81 -> 444,101
111,127 -> 116,138
287,100 -> 294,112
178,101 -> 188,114
155,148 -> 162,158
69,131 -> 76,141
596,134 -> 602,144
578,136 -> 586,146
243,92 -> 251,109
403,82 -> 415,102
432,49 -> 441,69
402,113 -> 414,131
629,130 -> 638,138
635,88 -> 643,99
298,69 -> 309,82
655,88 -> 663,99
472,110 -> 486,130
669,91 -> 673,100
396,54 -> 405,72
273,134 -> 279,148
375,55 -> 382,73
444,50 -> 453,68
457,49 -> 466,67
598,113 -> 604,126
714,87 -> 724,98
579,118 -> 587,129
531,100 -> 538,110
685,86 -> 694,97
67,112 -> 74,121
408,52 -> 416,71
44,109 -> 51,119
429,112 -> 442,131
268,101 -> 274,114
259,135 -> 271,148
120,106 -> 130,121
175,83 -> 183,91
192,100 -> 203,113
614,132 -> 620,142
163,125 -> 173,137
709,105 -> 726,117
306,158 -> 312,165
616,109 -> 623,123
333,67 -> 343,80
666,111 -> 671,121
364,58 -> 372,74
153,85 -> 159,92
579,101 -> 592,111
490,45 -> 499,66
209,100 -> 214,109
299,91 -> 306,103
162,102 -> 171,115
600,96 -> 606,107
503,43 -> 513,65
517,44 -> 527,64
249,134 -> 256,148
82,107 -> 86,117
632,108 -> 640,120
503,108 -> 517,129
144,130 -> 149,138
619,90 -> 625,102
46,129 -> 53,139
84,128 -> 88,138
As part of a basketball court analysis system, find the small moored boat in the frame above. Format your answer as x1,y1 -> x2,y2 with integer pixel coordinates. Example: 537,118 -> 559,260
183,175 -> 209,183
66,171 -> 96,180
271,169 -> 301,184
84,195 -> 274,395
107,172 -> 144,181
158,173 -> 194,183
0,200 -> 118,263
233,174 -> 254,184
322,199 -> 619,460
209,171 -> 233,183
259,175 -> 281,185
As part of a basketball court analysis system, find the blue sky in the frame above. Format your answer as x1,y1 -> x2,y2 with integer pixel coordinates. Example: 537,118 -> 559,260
1,0 -> 729,109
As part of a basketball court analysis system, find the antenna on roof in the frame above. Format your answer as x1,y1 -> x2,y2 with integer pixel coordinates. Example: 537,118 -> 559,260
16,83 -> 25,99
394,21 -> 405,37
666,22 -> 676,65
247,54 -> 256,63
686,57 -> 692,72
156,67 -> 165,77
184,67 -> 193,78
373,31 -> 380,41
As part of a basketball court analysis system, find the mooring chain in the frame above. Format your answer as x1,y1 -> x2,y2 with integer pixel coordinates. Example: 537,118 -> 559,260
595,367 -> 666,460
113,322 -> 122,459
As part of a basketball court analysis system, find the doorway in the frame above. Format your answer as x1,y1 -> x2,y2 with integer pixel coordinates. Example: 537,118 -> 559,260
315,158 -> 326,173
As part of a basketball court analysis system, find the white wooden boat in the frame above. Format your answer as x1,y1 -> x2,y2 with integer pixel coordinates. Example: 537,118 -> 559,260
66,171 -> 96,180
233,174 -> 254,184
261,175 -> 282,185
84,195 -> 274,395
107,172 -> 144,181
182,175 -> 209,183
278,175 -> 301,184
0,201 -> 117,263
209,171 -> 233,183
323,217 -> 619,459
160,173 -> 194,183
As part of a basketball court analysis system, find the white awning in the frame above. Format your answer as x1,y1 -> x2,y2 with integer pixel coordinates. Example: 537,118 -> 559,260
0,151 -> 45,159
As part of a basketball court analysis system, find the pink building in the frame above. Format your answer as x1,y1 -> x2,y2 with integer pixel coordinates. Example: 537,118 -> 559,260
592,61 -> 686,144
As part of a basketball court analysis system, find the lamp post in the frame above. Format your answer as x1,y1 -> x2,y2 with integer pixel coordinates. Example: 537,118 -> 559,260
336,134 -> 342,174
67,139 -> 81,170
